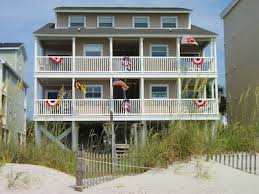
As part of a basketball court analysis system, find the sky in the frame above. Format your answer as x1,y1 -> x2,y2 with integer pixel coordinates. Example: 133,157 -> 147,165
0,0 -> 231,118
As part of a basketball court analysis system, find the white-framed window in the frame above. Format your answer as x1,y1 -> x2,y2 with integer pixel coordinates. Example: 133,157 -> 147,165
84,85 -> 103,99
68,16 -> 86,28
133,16 -> 149,28
150,84 -> 169,99
97,16 -> 114,28
161,16 -> 177,28
150,45 -> 168,57
83,44 -> 103,56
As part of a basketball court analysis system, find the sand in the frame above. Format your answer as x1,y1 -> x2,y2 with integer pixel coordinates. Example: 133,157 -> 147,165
0,160 -> 258,194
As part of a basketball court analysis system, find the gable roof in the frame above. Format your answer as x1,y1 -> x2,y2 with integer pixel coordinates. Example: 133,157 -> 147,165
54,6 -> 192,13
34,23 -> 217,37
220,0 -> 240,18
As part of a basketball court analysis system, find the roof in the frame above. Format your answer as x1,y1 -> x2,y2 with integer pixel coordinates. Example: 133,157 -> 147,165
0,43 -> 23,48
54,6 -> 192,13
0,58 -> 29,88
220,0 -> 240,18
34,23 -> 217,37
0,42 -> 28,61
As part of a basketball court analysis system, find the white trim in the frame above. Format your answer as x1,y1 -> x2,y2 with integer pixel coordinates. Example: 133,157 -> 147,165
133,16 -> 150,28
45,89 -> 60,99
150,44 -> 169,57
97,16 -> 114,28
220,0 -> 240,18
83,44 -> 103,56
160,16 -> 178,29
84,84 -> 103,99
68,15 -> 86,28
150,84 -> 169,99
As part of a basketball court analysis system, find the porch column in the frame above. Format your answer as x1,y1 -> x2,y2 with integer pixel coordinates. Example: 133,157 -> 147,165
140,78 -> 144,114
72,37 -> 76,72
177,78 -> 182,114
176,37 -> 181,72
110,77 -> 114,111
213,38 -> 217,72
109,37 -> 113,72
72,121 -> 78,151
215,78 -> 219,114
72,78 -> 76,115
211,80 -> 215,99
34,77 -> 38,115
139,37 -> 144,72
34,37 -> 39,72
141,121 -> 147,147
35,121 -> 42,145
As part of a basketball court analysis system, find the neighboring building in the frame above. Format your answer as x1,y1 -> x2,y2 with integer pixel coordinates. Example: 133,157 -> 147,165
221,0 -> 259,122
0,43 -> 28,144
33,7 -> 219,151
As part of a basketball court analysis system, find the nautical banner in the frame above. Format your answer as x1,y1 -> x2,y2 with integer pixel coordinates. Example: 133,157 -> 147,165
192,58 -> 205,65
122,99 -> 131,113
121,56 -> 132,71
112,78 -> 129,91
193,100 -> 207,108
75,80 -> 87,94
49,57 -> 63,64
45,99 -> 61,109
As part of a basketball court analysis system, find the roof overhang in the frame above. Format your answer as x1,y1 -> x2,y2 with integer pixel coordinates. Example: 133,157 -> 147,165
220,0 -> 240,18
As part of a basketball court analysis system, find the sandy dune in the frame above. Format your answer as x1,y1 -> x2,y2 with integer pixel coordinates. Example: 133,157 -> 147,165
0,161 -> 258,194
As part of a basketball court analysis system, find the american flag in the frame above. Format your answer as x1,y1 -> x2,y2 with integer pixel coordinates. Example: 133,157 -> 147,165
112,78 -> 129,91
182,36 -> 198,46
122,99 -> 131,113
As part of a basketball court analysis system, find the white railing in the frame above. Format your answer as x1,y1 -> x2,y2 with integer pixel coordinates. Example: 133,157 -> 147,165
37,56 -> 73,72
36,56 -> 215,73
74,99 -> 110,115
143,57 -> 178,72
35,99 -> 217,116
35,99 -> 73,115
180,57 -> 215,72
75,57 -> 110,72
112,57 -> 141,72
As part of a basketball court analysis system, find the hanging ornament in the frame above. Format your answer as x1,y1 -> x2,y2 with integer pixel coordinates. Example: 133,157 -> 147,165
75,80 -> 87,94
192,58 -> 205,65
182,36 -> 198,46
45,99 -> 61,109
121,99 -> 131,113
121,56 -> 132,71
49,57 -> 63,64
193,100 -> 207,108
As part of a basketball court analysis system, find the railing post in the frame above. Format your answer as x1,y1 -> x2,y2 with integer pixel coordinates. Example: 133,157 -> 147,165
139,37 -> 144,72
176,37 -> 181,73
109,37 -> 113,72
72,37 -> 76,73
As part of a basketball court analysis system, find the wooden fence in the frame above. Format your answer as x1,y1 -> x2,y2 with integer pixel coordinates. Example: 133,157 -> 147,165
209,152 -> 258,175
75,151 -> 150,192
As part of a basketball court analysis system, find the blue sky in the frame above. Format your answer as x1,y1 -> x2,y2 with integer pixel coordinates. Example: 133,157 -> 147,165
0,0 -> 231,118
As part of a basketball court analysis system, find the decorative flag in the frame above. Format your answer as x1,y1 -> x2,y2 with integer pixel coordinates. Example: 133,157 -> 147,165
112,78 -> 129,91
75,80 -> 87,94
121,56 -> 132,71
45,99 -> 61,109
192,58 -> 205,65
49,57 -> 63,64
122,99 -> 131,113
182,36 -> 198,46
194,100 -> 207,108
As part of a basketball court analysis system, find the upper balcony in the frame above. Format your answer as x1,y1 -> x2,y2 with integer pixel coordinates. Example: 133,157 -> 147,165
34,37 -> 217,78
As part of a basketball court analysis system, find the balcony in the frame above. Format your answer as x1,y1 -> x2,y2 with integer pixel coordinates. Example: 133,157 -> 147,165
36,56 -> 216,74
34,99 -> 218,121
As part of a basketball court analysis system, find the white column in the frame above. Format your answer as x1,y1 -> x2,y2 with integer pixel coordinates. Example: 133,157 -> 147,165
140,78 -> 144,114
213,38 -> 217,72
72,37 -> 76,72
178,78 -> 182,114
110,77 -> 113,111
72,78 -> 75,115
72,121 -> 78,151
141,121 -> 147,147
34,37 -> 38,72
109,37 -> 113,72
215,78 -> 219,114
210,38 -> 214,58
34,77 -> 38,115
176,37 -> 181,72
211,80 -> 215,99
139,37 -> 144,72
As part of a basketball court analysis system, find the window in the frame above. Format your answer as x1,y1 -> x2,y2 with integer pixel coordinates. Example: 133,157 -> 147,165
69,16 -> 86,28
150,84 -> 169,98
85,85 -> 103,98
133,16 -> 149,28
161,17 -> 177,28
151,45 -> 168,57
97,16 -> 114,28
83,44 -> 103,56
